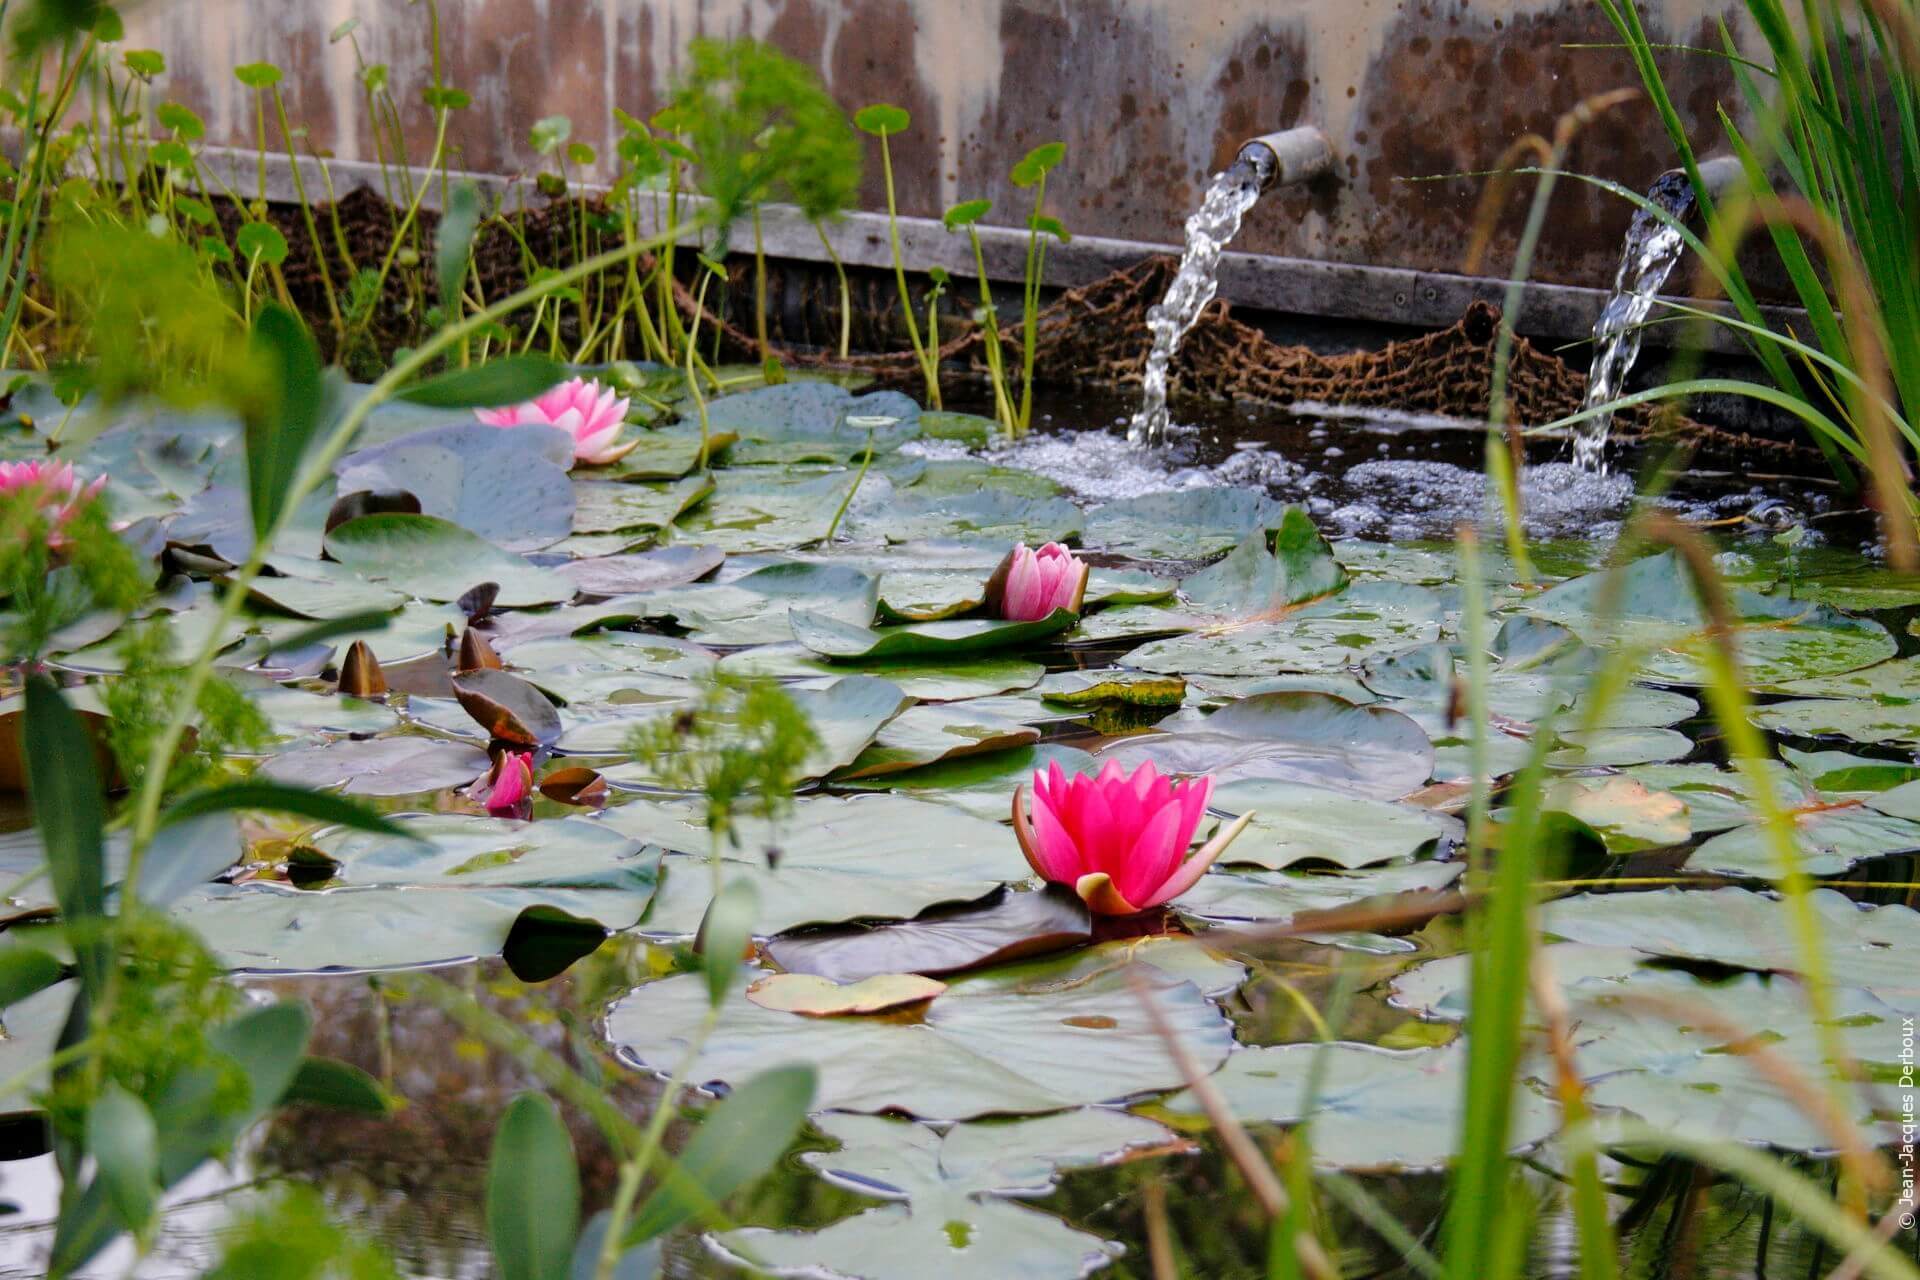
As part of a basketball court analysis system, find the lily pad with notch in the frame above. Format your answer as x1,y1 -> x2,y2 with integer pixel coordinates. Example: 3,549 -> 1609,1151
607,947 -> 1234,1119
324,514 -> 574,608
765,885 -> 1092,984
257,735 -> 491,796
791,608 -> 1078,661
334,422 -> 576,551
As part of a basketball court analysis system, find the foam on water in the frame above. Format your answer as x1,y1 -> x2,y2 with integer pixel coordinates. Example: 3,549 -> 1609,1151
1336,458 -> 1635,539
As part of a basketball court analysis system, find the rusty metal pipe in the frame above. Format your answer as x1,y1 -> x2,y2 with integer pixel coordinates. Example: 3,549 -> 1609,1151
1231,127 -> 1335,191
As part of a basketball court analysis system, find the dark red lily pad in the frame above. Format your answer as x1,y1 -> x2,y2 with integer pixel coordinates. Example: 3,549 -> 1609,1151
450,669 -> 563,746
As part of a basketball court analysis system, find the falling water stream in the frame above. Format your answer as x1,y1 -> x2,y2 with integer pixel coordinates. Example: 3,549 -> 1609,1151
1125,151 -> 1272,449
1573,169 -> 1698,472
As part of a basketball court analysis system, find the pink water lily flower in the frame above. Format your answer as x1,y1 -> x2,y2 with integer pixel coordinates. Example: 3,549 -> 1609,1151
1001,542 -> 1087,621
1012,760 -> 1251,915
470,751 -> 535,818
475,376 -> 636,466
1,460 -> 106,545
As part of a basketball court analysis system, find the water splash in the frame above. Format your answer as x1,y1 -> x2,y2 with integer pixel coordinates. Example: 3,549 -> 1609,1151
1574,170 -> 1697,472
1126,161 -> 1267,449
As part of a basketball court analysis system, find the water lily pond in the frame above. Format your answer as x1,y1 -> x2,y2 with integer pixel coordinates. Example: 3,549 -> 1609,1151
4,364 -> 1918,1277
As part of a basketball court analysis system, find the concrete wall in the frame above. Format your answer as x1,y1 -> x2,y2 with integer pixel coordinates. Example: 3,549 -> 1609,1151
118,0 -> 1753,290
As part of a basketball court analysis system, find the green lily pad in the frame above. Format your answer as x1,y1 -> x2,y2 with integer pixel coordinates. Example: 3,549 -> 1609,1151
701,383 -> 921,446
1525,550 -> 1896,686
1161,1041 -> 1558,1171
792,608 -> 1077,661
1385,942 -> 1651,1020
1750,698 -> 1920,748
172,814 -> 660,972
713,1110 -> 1168,1280
496,631 -> 715,705
606,946 -> 1235,1120
720,645 -> 1044,702
1545,726 -> 1693,768
606,792 -> 1013,935
1099,693 -> 1433,798
1180,509 -> 1348,613
242,563 -> 409,620
835,704 -> 1040,780
1037,669 -> 1186,708
247,683 -> 398,741
635,561 -> 879,645
1122,583 -> 1446,676
600,676 -> 912,788
603,427 -> 737,480
324,514 -> 575,607
1684,803 -> 1920,879
1766,655 -> 1920,702
1083,488 -> 1280,559
667,469 -> 851,553
832,743 -> 1099,822
1540,886 -> 1920,1005
876,569 -> 990,622
1171,860 -> 1462,924
335,422 -> 576,551
848,489 -> 1083,546
571,474 -> 714,534
257,735 -> 490,796
557,545 -> 724,596
1209,779 -> 1457,869
765,886 -> 1092,985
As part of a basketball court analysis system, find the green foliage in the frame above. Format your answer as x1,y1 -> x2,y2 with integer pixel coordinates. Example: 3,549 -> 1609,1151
40,216 -> 255,406
625,673 -> 821,847
0,484 -> 146,662
854,103 -> 910,135
487,1092 -> 580,1280
38,913 -> 246,1143
102,619 -> 270,801
1010,141 -> 1065,188
664,37 -> 861,230
1597,0 -> 1919,550
943,198 -> 992,229
244,304 -> 326,537
204,1186 -> 402,1280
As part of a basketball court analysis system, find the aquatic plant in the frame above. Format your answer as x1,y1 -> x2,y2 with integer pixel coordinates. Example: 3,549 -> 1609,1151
474,374 -> 637,465
855,103 -> 941,407
1010,141 -> 1069,435
1011,760 -> 1250,914
1580,0 -> 1920,565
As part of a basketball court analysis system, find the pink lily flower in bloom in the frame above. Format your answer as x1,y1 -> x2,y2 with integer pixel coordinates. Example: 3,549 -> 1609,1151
470,751 -> 535,818
474,376 -> 636,466
0,460 -> 106,545
1012,760 -> 1252,915
1001,542 -> 1088,621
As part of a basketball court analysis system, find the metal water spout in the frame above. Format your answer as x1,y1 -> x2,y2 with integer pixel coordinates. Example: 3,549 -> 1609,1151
1227,127 -> 1335,192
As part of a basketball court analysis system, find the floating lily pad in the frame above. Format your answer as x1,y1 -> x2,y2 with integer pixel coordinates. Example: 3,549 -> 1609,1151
1122,583 -> 1446,676
1526,550 -> 1897,685
1749,698 -> 1920,748
720,645 -> 1044,702
713,1110 -> 1168,1280
832,743 -> 1099,822
876,569 -> 991,622
173,814 -> 660,972
557,545 -> 724,596
1100,693 -> 1433,798
607,948 -> 1234,1119
571,474 -> 714,533
637,561 -> 879,645
1766,655 -> 1920,702
792,608 -> 1077,661
1161,1042 -> 1558,1171
848,489 -> 1084,546
1083,488 -> 1280,559
835,703 -> 1040,780
1180,509 -> 1348,613
1172,860 -> 1462,924
334,422 -> 576,551
1546,726 -> 1692,768
603,427 -> 737,480
667,469 -> 851,553
1038,669 -> 1186,708
257,736 -> 490,796
500,631 -> 716,705
324,515 -> 574,607
607,793 -> 1013,935
1684,802 -> 1920,879
1540,886 -> 1920,1004
764,886 -> 1091,984
1209,780 -> 1457,869
246,684 -> 398,741
1538,777 -> 1691,852
1385,942 -> 1651,1020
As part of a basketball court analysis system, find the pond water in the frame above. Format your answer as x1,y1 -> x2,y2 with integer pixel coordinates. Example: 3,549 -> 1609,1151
3,375 -> 1917,1278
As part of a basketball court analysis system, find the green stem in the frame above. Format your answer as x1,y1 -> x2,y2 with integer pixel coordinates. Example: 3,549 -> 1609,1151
878,131 -> 938,407
824,429 -> 875,542
270,86 -> 342,337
